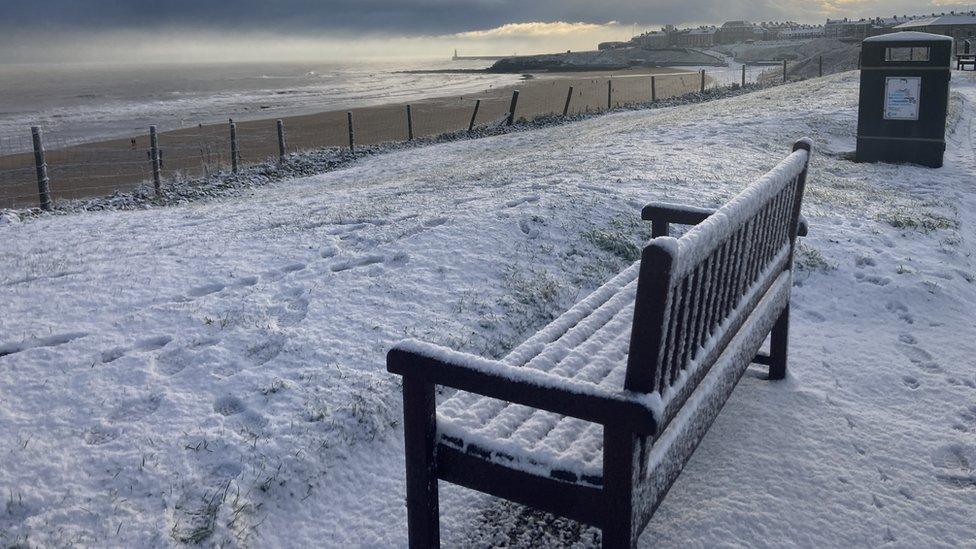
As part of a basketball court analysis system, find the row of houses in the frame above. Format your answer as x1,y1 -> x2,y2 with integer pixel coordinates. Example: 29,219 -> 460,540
603,11 -> 976,51
608,20 -> 824,50
892,13 -> 976,47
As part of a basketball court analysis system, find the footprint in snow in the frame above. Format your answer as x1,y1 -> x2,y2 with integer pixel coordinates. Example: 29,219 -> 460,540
247,334 -> 287,365
98,337 -> 169,364
262,263 -> 308,281
931,443 -> 976,489
803,310 -> 827,323
0,332 -> 89,358
154,343 -> 216,377
898,333 -> 917,345
214,395 -> 246,416
885,300 -> 914,324
518,219 -> 540,239
320,244 -> 339,259
213,395 -> 268,428
504,195 -> 541,208
855,272 -> 891,286
331,254 -> 385,272
100,346 -> 127,364
895,343 -> 941,373
135,335 -> 172,352
187,282 -> 225,298
84,424 -> 120,446
953,406 -> 976,433
423,217 -> 448,228
109,394 -> 163,422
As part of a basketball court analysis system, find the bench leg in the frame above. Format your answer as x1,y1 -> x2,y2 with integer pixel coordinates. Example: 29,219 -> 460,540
651,219 -> 670,238
602,428 -> 637,549
402,377 -> 440,548
768,305 -> 790,381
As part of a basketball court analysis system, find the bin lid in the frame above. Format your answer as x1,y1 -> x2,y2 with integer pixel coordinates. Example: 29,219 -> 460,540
864,31 -> 953,43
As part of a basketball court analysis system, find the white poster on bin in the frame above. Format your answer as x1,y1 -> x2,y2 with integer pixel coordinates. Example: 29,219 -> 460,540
883,77 -> 921,121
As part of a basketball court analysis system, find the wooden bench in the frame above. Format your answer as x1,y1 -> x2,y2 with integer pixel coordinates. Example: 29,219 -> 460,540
957,54 -> 976,70
387,138 -> 813,547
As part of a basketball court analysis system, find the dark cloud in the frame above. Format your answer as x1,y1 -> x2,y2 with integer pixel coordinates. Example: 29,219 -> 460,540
2,0 -> 832,36
0,0 -> 960,63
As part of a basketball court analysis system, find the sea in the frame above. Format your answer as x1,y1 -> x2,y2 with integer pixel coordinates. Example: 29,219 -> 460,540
0,58 -> 519,154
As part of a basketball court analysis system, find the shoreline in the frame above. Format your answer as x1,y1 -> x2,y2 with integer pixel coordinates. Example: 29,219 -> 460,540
0,66 -> 704,208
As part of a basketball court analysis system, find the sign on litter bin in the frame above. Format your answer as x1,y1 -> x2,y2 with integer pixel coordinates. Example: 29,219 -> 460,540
856,31 -> 952,168
883,77 -> 921,120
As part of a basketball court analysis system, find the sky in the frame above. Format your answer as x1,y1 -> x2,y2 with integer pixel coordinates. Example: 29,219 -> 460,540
2,0 -> 976,63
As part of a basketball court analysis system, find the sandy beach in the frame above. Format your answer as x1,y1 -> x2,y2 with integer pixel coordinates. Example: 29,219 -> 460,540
0,67 -> 707,209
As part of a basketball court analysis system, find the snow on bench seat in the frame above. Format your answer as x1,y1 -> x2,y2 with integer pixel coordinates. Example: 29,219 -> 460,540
436,263 -> 642,486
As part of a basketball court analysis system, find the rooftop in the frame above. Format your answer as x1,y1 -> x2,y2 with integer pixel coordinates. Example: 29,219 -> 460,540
863,30 -> 954,42
896,13 -> 976,28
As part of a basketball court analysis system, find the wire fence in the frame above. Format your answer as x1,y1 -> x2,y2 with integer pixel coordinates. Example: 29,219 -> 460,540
1,63 -> 802,210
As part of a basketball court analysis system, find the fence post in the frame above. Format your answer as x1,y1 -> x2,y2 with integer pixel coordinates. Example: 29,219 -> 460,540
700,70 -> 706,93
347,111 -> 355,151
651,76 -> 657,102
229,119 -> 239,174
818,55 -> 823,77
30,126 -> 52,211
276,119 -> 286,164
782,60 -> 788,83
563,86 -> 574,116
607,79 -> 612,109
406,105 -> 414,141
741,64 -> 746,87
506,90 -> 519,126
149,125 -> 161,196
468,99 -> 481,132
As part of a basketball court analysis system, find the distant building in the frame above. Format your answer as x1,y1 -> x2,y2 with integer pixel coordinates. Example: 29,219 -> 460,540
673,26 -> 717,47
761,21 -> 795,40
825,18 -> 853,38
894,12 -> 976,48
717,21 -> 758,44
631,30 -> 670,49
779,25 -> 824,40
597,41 -> 630,51
825,15 -> 921,40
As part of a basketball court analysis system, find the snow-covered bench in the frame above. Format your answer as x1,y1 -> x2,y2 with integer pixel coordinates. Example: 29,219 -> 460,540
387,138 -> 813,548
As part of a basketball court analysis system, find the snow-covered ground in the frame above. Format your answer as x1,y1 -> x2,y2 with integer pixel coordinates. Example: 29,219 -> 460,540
2,70 -> 975,547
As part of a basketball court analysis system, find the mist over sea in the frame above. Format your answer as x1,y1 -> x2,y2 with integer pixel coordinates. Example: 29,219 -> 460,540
0,59 -> 519,153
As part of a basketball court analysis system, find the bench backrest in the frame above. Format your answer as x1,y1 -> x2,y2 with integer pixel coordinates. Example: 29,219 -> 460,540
625,139 -> 812,401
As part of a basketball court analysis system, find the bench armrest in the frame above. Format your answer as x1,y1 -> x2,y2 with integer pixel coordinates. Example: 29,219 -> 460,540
387,340 -> 658,436
642,201 -> 808,238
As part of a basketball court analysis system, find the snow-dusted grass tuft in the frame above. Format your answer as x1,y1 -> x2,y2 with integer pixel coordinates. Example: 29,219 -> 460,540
794,242 -> 835,275
579,216 -> 652,263
878,206 -> 960,233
